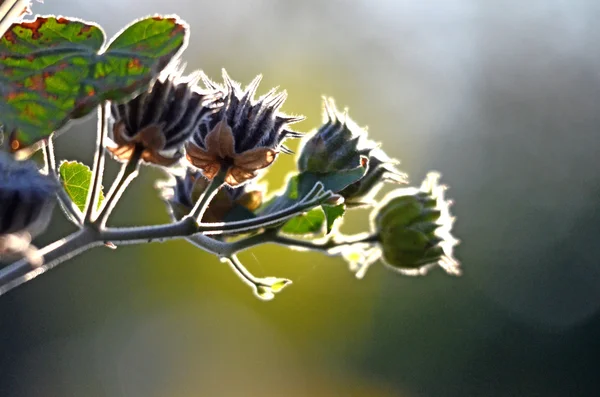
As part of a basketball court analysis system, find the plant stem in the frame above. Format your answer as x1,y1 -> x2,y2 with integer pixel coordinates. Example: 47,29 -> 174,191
95,145 -> 143,227
224,254 -> 264,287
47,133 -> 57,176
0,229 -> 100,296
0,177 -> 336,296
42,136 -> 83,225
0,225 -> 377,297
84,103 -> 109,224
187,230 -> 379,258
188,167 -> 228,224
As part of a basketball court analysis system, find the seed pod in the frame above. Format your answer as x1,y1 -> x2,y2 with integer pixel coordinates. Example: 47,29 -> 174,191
0,152 -> 57,237
109,69 -> 222,167
298,98 -> 405,205
372,173 -> 460,275
158,168 -> 264,223
297,98 -> 374,173
185,70 -> 304,186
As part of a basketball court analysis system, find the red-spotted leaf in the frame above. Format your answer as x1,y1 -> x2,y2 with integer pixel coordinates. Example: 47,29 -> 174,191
0,15 -> 188,152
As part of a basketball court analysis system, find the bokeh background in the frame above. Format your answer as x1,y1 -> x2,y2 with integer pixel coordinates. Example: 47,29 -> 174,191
2,0 -> 600,396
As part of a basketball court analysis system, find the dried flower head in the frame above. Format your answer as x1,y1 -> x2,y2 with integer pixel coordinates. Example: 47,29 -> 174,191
108,70 -> 221,166
158,168 -> 264,223
185,70 -> 304,186
0,152 -> 57,237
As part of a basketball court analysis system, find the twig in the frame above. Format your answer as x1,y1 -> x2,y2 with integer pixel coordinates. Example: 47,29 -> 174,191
188,167 -> 228,223
0,181 -> 336,296
42,136 -> 83,225
95,145 -> 143,227
84,103 -> 109,224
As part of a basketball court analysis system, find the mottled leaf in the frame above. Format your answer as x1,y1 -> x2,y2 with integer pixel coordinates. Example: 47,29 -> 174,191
58,160 -> 104,211
0,15 -> 187,151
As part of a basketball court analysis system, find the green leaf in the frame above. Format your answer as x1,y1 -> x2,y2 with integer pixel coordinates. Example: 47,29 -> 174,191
58,160 -> 104,212
259,164 -> 366,217
0,15 -> 187,150
296,165 -> 367,198
322,203 -> 345,234
281,208 -> 325,235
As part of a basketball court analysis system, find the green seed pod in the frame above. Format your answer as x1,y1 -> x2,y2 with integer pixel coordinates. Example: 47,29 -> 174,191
298,98 -> 406,205
371,172 -> 460,275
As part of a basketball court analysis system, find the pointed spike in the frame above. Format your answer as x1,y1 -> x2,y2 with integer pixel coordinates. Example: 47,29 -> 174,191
185,70 -> 204,87
222,68 -> 237,90
282,129 -> 304,139
198,70 -> 218,90
258,86 -> 280,103
280,145 -> 295,154
244,74 -> 263,100
280,115 -> 305,125
267,90 -> 287,110
342,107 -> 349,126
323,96 -> 337,123
177,61 -> 188,75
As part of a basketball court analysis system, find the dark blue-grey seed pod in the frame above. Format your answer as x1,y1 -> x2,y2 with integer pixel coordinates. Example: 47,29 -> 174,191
157,168 -> 264,223
0,152 -> 57,236
109,70 -> 222,166
297,98 -> 375,173
185,70 -> 304,186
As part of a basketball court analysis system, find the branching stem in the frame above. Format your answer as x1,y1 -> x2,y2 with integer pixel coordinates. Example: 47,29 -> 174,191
0,179 -> 338,296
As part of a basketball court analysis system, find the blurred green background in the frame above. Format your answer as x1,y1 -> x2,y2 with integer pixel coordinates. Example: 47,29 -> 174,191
2,1 -> 600,396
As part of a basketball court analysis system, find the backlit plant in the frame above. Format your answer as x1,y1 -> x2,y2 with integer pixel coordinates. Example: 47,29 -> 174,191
0,1 -> 460,300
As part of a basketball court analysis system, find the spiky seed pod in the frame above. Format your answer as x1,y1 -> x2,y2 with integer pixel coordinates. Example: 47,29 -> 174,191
158,168 -> 264,223
297,97 -> 375,173
340,148 -> 407,207
0,152 -> 57,237
372,173 -> 460,275
185,70 -> 304,186
108,70 -> 222,167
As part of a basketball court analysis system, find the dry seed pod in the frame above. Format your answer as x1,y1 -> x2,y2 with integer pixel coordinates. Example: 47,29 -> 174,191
186,70 -> 303,186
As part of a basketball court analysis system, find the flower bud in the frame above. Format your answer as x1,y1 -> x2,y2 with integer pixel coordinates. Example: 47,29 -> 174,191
0,152 -> 57,237
157,168 -> 264,223
297,98 -> 374,173
185,70 -> 304,186
372,172 -> 460,275
109,69 -> 221,167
